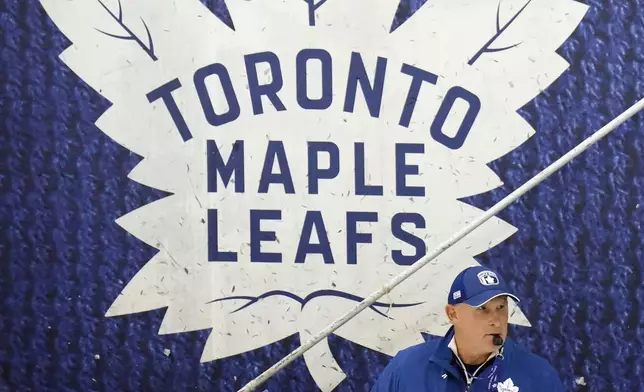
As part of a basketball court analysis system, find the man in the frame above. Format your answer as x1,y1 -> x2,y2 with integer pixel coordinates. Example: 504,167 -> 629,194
370,266 -> 564,391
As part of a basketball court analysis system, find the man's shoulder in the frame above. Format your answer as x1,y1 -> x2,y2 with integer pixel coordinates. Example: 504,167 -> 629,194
390,338 -> 438,366
505,339 -> 555,367
370,339 -> 443,392
504,339 -> 562,383
384,335 -> 445,376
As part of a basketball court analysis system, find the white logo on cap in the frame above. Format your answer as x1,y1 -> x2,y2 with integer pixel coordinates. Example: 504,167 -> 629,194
477,271 -> 499,286
453,290 -> 461,300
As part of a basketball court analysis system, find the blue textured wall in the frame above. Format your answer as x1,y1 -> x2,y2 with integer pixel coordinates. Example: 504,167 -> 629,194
1,0 -> 643,391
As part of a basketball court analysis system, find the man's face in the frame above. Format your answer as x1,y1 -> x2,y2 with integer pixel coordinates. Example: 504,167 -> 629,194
446,296 -> 510,356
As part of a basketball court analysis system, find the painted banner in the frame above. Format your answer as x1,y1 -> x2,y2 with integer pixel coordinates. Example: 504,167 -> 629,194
1,0 -> 642,391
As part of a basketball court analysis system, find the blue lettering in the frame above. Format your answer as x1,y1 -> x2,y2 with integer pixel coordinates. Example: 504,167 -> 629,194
430,86 -> 481,150
346,211 -> 378,264
396,143 -> 425,197
207,209 -> 237,262
146,78 -> 193,141
399,64 -> 439,128
244,52 -> 287,115
207,140 -> 244,192
308,142 -> 340,194
250,210 -> 282,263
194,63 -> 241,126
296,49 -> 333,110
295,211 -> 334,264
258,141 -> 295,194
391,213 -> 426,265
355,143 -> 383,196
344,52 -> 387,117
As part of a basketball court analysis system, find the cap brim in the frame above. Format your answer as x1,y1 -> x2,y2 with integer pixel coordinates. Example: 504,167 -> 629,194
464,290 -> 520,307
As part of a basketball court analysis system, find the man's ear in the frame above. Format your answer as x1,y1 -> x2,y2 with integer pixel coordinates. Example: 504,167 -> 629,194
445,304 -> 458,323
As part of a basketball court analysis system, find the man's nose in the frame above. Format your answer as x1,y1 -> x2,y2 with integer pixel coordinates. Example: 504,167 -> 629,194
489,311 -> 502,327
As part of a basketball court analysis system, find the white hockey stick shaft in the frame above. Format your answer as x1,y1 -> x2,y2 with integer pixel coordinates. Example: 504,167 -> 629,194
238,97 -> 644,392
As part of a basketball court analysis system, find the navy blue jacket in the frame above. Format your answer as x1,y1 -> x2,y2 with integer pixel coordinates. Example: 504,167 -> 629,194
370,328 -> 564,391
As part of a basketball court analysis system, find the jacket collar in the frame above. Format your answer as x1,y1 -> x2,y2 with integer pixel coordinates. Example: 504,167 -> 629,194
428,326 -> 461,379
429,326 -> 506,381
447,335 -> 503,365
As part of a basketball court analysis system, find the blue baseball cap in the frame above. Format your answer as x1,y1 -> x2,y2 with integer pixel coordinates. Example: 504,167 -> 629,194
448,266 -> 520,307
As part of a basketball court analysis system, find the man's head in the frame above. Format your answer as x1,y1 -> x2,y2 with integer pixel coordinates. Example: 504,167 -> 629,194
445,266 -> 519,363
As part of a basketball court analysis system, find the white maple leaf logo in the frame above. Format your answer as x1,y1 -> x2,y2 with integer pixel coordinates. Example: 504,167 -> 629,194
39,0 -> 586,390
497,378 -> 520,392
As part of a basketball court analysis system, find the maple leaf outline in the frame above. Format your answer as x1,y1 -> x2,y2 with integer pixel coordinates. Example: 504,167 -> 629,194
37,0 -> 589,390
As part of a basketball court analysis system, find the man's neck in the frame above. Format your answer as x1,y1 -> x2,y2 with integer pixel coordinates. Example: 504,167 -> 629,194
456,349 -> 489,366
451,334 -> 494,365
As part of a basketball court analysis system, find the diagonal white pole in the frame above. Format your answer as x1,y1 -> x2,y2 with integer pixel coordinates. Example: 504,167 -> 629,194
238,97 -> 644,392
